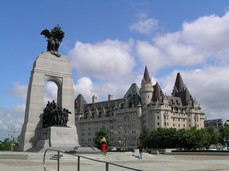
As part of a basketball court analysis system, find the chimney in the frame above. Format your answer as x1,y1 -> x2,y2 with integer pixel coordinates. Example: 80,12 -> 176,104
108,94 -> 113,101
92,95 -> 97,104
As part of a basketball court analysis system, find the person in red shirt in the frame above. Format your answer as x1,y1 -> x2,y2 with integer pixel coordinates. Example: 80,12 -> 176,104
101,142 -> 107,155
101,137 -> 107,155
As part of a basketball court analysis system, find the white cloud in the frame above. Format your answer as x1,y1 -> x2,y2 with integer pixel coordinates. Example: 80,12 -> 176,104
0,120 -> 8,130
130,13 -> 159,35
137,12 -> 229,73
136,41 -> 167,74
44,81 -> 58,105
0,104 -> 25,140
8,82 -> 27,99
74,76 -> 138,103
68,39 -> 135,81
181,13 -> 229,54
74,77 -> 94,102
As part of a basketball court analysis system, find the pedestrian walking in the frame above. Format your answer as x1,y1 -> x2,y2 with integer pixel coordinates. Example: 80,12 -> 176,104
138,144 -> 143,159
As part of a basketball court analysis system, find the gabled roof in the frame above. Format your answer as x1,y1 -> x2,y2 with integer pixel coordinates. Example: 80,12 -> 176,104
171,73 -> 194,107
174,88 -> 194,106
123,83 -> 140,99
80,98 -> 122,118
166,96 -> 183,108
75,94 -> 87,114
121,83 -> 141,107
173,72 -> 186,93
142,66 -> 151,83
86,98 -> 122,110
75,94 -> 87,104
152,82 -> 164,102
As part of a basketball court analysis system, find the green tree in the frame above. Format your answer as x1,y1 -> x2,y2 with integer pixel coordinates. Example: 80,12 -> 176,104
145,128 -> 178,149
0,138 -> 11,150
139,127 -> 217,150
181,127 -> 206,150
195,128 -> 212,149
205,127 -> 218,149
93,127 -> 111,150
180,128 -> 213,150
139,128 -> 150,148
147,129 -> 159,148
148,128 -> 177,148
219,123 -> 229,148
176,129 -> 186,149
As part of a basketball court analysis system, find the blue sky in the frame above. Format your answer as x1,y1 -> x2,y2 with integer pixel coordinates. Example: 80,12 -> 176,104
1,0 -> 229,140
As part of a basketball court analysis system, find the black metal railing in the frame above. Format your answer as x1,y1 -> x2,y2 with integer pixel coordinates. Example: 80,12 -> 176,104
43,149 -> 143,171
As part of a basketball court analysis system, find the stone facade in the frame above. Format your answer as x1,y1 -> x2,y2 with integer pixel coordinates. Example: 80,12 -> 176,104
75,67 -> 205,148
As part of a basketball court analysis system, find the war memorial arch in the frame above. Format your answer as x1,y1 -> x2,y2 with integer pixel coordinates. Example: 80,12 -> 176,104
19,26 -> 79,151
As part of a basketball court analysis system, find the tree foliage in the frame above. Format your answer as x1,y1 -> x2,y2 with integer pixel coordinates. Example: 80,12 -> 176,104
0,137 -> 19,151
139,127 -> 219,150
219,123 -> 229,147
93,127 -> 111,150
139,128 -> 150,148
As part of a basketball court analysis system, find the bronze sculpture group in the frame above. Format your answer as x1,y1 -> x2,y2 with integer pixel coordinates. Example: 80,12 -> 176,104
42,100 -> 71,128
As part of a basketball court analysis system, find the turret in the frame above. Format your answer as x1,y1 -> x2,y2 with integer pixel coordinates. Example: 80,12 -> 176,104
172,72 -> 186,95
140,66 -> 153,106
152,82 -> 164,102
172,72 -> 194,107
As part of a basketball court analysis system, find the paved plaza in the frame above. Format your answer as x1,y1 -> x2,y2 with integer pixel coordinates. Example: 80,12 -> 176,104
1,151 -> 229,171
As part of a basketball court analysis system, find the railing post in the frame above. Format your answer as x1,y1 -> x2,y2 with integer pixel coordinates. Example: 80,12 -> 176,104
43,149 -> 143,171
106,162 -> 109,171
57,151 -> 60,171
77,156 -> 80,171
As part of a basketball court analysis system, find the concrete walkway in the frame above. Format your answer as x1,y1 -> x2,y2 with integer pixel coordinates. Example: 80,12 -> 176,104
1,151 -> 229,171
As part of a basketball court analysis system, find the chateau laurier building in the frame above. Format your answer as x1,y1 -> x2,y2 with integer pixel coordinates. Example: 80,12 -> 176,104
74,67 -> 205,148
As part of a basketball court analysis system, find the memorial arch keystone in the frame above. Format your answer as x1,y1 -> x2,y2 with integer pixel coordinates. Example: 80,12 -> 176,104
19,26 -> 79,151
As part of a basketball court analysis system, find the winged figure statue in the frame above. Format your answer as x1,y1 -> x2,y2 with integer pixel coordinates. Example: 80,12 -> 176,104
41,25 -> 64,57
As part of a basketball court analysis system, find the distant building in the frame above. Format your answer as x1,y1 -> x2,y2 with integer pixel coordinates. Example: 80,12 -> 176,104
75,66 -> 205,148
205,119 -> 229,134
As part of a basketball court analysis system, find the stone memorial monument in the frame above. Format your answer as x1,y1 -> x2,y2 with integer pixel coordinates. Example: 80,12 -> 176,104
19,26 -> 79,151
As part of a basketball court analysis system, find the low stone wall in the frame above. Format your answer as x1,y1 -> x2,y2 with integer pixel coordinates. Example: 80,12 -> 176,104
170,150 -> 229,156
147,148 -> 176,154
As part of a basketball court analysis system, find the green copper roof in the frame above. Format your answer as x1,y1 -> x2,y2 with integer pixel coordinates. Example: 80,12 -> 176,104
121,83 -> 141,107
